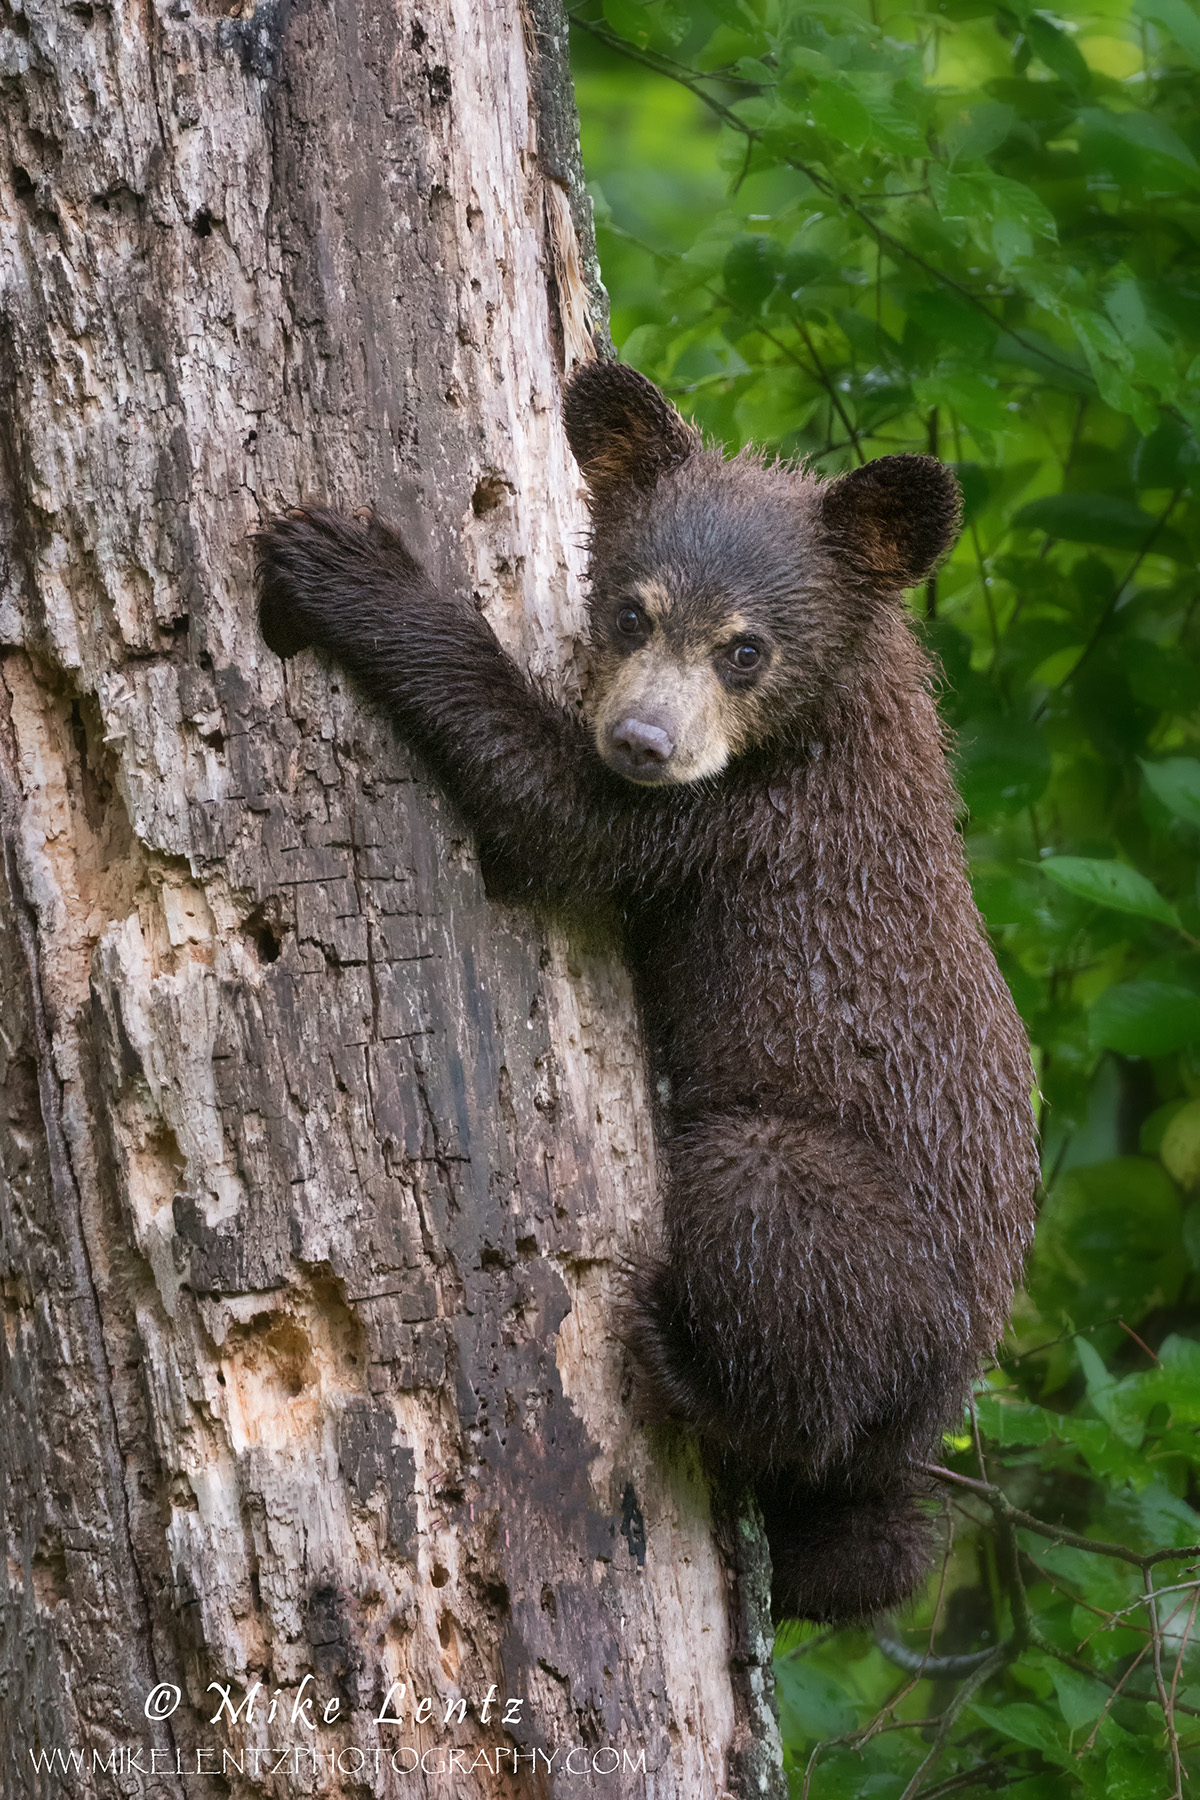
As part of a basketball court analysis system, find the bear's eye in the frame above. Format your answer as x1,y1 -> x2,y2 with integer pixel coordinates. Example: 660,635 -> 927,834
729,642 -> 760,671
616,606 -> 645,637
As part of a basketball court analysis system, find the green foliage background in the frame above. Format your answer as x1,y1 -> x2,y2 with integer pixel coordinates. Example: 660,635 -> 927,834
570,0 -> 1200,1791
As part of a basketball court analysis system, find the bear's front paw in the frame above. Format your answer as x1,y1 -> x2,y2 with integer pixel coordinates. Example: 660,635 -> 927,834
255,508 -> 334,659
255,505 -> 427,661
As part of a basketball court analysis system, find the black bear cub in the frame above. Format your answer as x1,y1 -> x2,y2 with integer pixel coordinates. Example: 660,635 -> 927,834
257,360 -> 1039,1624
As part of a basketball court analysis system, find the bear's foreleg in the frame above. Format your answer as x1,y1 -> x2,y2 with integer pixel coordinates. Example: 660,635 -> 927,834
255,507 -> 704,904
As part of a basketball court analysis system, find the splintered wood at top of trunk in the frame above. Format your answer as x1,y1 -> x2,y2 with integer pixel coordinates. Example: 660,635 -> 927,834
0,1 -> 784,1796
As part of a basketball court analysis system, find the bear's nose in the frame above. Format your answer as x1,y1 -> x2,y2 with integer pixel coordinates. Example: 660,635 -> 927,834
611,718 -> 675,768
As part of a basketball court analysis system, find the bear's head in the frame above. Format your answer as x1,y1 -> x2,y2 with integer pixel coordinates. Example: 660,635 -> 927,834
563,360 -> 962,787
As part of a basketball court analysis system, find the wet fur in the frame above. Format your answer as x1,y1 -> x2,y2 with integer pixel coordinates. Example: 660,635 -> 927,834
256,362 -> 1038,1624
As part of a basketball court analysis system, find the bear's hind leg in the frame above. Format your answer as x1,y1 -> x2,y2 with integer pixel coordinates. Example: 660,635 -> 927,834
628,1110 -> 964,1470
624,1109 -> 964,1623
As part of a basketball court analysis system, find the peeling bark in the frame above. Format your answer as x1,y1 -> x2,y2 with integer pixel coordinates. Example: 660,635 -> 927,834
0,1 -> 785,1796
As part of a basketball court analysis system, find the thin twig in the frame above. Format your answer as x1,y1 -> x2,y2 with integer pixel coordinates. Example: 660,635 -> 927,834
776,1624 -> 838,1663
896,1645 -> 1010,1800
918,1767 -> 1006,1800
795,316 -> 866,463
799,1739 -> 826,1800
1040,1603 -> 1200,1726
1118,1319 -> 1162,1365
799,1708 -> 951,1798
805,1463 -> 1200,1798
1074,1576 -> 1200,1636
969,1392 -> 989,1488
921,1463 -> 1200,1570
928,1504 -> 957,1652
1033,486 -> 1186,720
1079,1637 -> 1154,1752
1169,1587 -> 1200,1725
990,1313 -> 1131,1370
1145,1566 -> 1185,1800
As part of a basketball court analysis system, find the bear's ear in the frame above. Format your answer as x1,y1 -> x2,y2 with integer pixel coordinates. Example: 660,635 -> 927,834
564,360 -> 701,511
819,454 -> 963,588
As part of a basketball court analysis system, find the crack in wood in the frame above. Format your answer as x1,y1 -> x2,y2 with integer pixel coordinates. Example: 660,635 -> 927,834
0,664 -> 189,1795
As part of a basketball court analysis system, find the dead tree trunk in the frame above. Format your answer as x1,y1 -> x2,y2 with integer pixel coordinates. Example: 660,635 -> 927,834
0,2 -> 784,1796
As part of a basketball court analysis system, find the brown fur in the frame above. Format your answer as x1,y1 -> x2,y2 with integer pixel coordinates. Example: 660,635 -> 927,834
565,358 -> 702,511
256,364 -> 1038,1624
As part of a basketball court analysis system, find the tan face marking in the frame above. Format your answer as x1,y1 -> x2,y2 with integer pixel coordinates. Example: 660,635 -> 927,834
632,578 -> 674,623
589,587 -> 768,785
592,648 -> 732,783
632,583 -> 751,645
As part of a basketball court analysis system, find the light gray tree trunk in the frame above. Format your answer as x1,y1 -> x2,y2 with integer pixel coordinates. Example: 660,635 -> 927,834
0,2 -> 784,1795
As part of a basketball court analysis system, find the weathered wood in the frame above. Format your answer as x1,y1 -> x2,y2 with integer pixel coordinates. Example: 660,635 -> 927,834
0,1 -> 784,1794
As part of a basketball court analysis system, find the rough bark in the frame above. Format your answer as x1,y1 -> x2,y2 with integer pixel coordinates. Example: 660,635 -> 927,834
0,2 -> 784,1796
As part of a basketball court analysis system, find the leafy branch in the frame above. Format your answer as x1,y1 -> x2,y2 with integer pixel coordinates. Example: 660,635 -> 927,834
569,5 -> 1104,393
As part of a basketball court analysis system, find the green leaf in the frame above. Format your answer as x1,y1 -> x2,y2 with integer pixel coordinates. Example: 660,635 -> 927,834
1025,14 -> 1092,90
1075,1337 -> 1148,1445
974,1392 -> 1052,1444
600,0 -> 692,47
1116,1475 -> 1200,1547
1013,493 -> 1172,551
1152,1333 -> 1200,1418
1080,106 -> 1200,184
1047,1662 -> 1111,1731
1133,0 -> 1200,67
1032,1157 -> 1185,1327
979,173 -> 1059,241
1039,856 -> 1180,928
907,288 -> 998,357
723,235 -> 784,311
809,83 -> 873,151
1159,1097 -> 1200,1189
1053,1412 -> 1148,1481
703,0 -> 758,29
1074,1334 -> 1112,1395
602,0 -> 656,48
1141,1098 -> 1189,1155
1103,1743 -> 1175,1800
1125,644 -> 1200,714
969,1701 -> 1070,1762
1090,982 -> 1200,1056
1007,1779 -> 1081,1800
956,717 -> 1050,816
942,100 -> 1016,164
1141,757 -> 1200,828
1133,419 -> 1200,486
928,161 -> 972,221
774,1660 -> 858,1740
914,370 -> 1007,430
994,328 -> 1092,391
